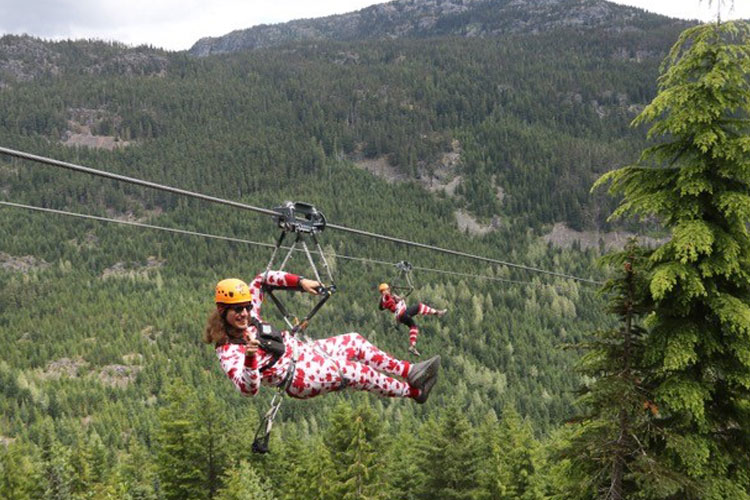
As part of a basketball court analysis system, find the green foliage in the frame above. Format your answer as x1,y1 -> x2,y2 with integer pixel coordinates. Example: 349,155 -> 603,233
156,383 -> 210,500
414,405 -> 480,499
0,440 -> 44,499
214,460 -> 274,500
117,437 -> 159,499
325,402 -> 385,499
555,242 -> 678,498
40,420 -> 74,500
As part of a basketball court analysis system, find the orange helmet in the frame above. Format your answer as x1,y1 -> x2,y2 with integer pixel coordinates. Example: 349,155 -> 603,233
215,278 -> 252,304
378,283 -> 389,293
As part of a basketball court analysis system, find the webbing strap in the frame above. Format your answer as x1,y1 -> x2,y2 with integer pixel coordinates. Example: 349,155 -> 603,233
252,342 -> 297,454
262,227 -> 336,335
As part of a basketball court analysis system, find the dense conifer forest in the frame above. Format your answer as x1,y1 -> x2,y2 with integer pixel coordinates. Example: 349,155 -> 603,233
0,3 -> 748,498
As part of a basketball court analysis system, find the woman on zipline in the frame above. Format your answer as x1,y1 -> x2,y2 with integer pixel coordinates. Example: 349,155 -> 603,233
204,271 -> 440,403
378,283 -> 447,357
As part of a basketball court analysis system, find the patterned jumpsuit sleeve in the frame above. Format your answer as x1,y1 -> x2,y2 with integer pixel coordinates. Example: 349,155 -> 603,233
216,271 -> 419,400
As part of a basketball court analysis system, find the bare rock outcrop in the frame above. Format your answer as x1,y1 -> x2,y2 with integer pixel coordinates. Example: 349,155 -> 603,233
0,252 -> 50,273
542,222 -> 667,251
455,209 -> 501,236
101,256 -> 165,279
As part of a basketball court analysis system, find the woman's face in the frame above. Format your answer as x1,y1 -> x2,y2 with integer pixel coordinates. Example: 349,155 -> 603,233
225,303 -> 251,331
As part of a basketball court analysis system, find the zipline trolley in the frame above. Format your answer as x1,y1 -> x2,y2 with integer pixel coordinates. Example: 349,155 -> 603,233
390,260 -> 415,298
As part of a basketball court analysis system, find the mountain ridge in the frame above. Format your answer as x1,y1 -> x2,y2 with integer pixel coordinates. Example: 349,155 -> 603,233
189,0 -> 687,56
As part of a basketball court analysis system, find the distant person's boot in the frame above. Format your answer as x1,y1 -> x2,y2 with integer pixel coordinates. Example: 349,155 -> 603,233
408,345 -> 421,357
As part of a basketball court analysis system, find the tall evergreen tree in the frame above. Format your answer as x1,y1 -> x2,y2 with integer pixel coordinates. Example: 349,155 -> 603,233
594,20 -> 750,498
557,242 -> 681,499
414,405 -> 480,500
156,384 -> 206,500
341,415 -> 381,500
0,440 -> 44,499
214,460 -> 274,500
194,391 -> 230,498
382,423 -> 421,500
281,437 -> 334,500
325,402 -> 384,500
495,404 -> 544,500
69,428 -> 109,498
475,411 -> 513,500
40,422 -> 73,500
119,437 -> 159,500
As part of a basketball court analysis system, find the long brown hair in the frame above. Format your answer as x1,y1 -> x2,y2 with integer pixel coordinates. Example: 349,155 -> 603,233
203,309 -> 229,346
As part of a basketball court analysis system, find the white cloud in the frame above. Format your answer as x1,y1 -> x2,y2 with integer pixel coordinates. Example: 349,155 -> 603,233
612,0 -> 750,22
0,0 -> 389,50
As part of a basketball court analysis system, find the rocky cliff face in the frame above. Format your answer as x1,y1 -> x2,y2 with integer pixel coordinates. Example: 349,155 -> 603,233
189,0 -> 681,56
0,35 -> 60,85
0,35 -> 169,86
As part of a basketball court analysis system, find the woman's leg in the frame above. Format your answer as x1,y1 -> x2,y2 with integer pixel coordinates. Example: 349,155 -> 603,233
287,335 -> 418,399
286,351 -> 345,399
339,360 -> 418,398
417,303 -> 444,316
314,333 -> 411,378
399,310 -> 420,351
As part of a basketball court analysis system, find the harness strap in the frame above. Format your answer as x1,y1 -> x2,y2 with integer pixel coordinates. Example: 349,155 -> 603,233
247,317 -> 286,373
252,341 -> 298,454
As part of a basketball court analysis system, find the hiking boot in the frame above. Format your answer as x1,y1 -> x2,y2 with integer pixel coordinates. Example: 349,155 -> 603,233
408,345 -> 421,357
414,370 -> 439,404
437,309 -> 448,317
407,355 -> 440,389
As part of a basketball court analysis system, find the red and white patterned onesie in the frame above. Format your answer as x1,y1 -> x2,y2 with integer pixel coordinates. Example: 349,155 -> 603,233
379,292 -> 407,318
379,292 -> 442,347
216,271 -> 419,399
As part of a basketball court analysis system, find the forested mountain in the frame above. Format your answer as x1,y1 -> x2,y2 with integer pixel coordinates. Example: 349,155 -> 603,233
1,13 -> 686,230
0,1 -> 718,498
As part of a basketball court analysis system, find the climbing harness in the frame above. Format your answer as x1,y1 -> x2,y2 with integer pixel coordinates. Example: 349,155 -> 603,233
252,201 -> 339,454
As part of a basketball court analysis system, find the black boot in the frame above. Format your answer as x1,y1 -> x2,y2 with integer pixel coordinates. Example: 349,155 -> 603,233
414,371 -> 439,404
407,355 -> 440,389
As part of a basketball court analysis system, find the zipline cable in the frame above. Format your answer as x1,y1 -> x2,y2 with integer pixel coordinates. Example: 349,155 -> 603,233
0,200 -> 276,247
0,200 -> 562,289
0,146 -> 603,285
0,146 -> 278,217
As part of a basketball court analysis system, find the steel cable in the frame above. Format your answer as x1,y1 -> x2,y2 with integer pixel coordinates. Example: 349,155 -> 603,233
1,200 -> 578,289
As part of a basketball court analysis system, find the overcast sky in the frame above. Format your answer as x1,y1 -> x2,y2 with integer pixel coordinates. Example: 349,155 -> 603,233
1,0 -> 748,51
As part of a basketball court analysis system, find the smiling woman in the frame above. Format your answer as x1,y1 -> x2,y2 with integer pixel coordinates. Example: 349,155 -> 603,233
203,271 -> 441,403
